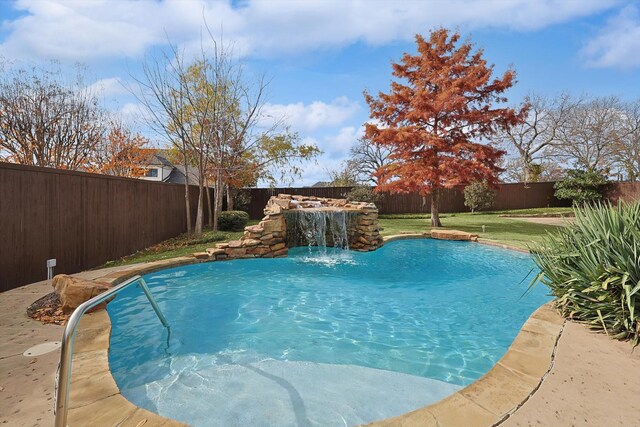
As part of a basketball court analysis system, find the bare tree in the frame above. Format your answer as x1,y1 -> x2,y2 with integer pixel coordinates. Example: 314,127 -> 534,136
552,96 -> 622,172
132,32 -> 318,234
501,157 -> 565,183
613,99 -> 640,181
131,39 -> 234,236
493,93 -> 573,183
327,160 -> 360,186
198,58 -> 309,229
0,62 -> 105,169
349,137 -> 392,185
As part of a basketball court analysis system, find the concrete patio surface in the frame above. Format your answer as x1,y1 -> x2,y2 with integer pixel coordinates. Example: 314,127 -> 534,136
1,261 -> 639,426
0,279 -> 61,427
505,217 -> 573,227
501,320 -> 640,427
0,263 -> 145,427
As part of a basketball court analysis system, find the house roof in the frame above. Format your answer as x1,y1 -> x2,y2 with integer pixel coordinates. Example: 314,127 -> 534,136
165,164 -> 200,185
140,149 -> 174,167
140,148 -> 201,186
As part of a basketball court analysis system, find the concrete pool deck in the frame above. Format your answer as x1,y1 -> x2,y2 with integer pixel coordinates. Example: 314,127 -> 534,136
504,216 -> 574,227
1,251 -> 639,426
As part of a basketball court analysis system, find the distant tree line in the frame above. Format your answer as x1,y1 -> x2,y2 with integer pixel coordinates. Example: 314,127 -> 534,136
0,30 -> 321,238
494,93 -> 640,184
332,93 -> 640,190
0,62 -> 151,177
324,28 -> 640,218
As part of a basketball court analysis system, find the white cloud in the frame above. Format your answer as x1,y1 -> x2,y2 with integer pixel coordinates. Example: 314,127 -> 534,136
240,0 -> 620,56
261,97 -> 360,132
322,126 -> 362,159
86,77 -> 128,97
2,0 -> 161,60
271,127 -> 364,186
0,0 -> 620,61
118,102 -> 154,128
582,5 -> 640,69
288,155 -> 343,187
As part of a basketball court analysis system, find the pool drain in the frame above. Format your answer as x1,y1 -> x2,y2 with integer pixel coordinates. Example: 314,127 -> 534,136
23,341 -> 62,357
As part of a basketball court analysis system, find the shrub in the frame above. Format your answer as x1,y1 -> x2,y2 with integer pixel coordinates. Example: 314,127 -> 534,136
553,168 -> 609,205
217,210 -> 249,231
463,180 -> 495,213
530,202 -> 640,345
344,185 -> 381,204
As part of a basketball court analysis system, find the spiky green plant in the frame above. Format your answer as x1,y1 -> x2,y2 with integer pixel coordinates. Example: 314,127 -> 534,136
530,201 -> 640,345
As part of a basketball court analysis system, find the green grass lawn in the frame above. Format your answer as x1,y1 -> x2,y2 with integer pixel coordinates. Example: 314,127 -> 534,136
99,221 -> 258,268
100,208 -> 568,268
380,208 -> 569,249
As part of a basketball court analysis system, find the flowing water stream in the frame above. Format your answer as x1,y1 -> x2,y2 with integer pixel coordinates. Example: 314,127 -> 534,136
285,209 -> 357,250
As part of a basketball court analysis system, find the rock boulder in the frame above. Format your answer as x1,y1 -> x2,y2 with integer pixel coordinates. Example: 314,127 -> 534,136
430,229 -> 479,241
52,275 -> 112,313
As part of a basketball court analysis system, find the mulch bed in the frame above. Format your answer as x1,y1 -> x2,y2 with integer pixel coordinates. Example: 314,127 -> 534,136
26,292 -> 68,325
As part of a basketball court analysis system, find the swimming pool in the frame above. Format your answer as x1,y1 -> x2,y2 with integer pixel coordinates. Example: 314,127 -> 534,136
107,239 -> 551,426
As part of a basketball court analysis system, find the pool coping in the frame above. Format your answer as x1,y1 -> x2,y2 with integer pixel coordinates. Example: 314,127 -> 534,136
68,238 -> 563,427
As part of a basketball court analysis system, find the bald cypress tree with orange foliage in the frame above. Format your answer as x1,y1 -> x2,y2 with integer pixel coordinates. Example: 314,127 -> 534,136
364,29 -> 525,227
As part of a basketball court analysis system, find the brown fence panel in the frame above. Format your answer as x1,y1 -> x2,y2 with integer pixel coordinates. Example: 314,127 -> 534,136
375,188 -> 468,214
243,182 -> 570,218
4,162 -> 636,293
606,182 -> 640,203
492,182 -> 570,210
0,162 -> 199,292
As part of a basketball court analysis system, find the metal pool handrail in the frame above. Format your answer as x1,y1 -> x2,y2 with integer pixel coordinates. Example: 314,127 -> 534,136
54,274 -> 170,427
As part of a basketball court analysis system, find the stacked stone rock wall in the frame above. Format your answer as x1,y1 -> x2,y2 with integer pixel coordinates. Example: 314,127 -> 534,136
193,194 -> 382,262
198,210 -> 288,261
350,208 -> 383,251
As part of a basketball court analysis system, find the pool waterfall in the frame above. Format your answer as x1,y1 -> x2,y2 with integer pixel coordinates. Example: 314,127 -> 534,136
285,209 -> 359,250
207,195 -> 382,261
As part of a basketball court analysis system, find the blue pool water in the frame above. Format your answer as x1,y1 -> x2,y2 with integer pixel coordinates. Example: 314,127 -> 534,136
107,240 -> 551,426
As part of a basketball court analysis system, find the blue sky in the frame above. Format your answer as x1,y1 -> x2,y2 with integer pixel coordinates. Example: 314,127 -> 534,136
1,0 -> 639,186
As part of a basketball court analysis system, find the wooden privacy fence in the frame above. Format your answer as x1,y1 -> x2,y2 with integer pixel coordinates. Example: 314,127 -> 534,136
243,182 -> 571,219
606,182 -> 640,204
0,162 -> 199,292
3,160 -> 638,292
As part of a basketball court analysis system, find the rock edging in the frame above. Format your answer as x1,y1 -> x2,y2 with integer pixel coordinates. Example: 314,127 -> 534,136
363,303 -> 565,427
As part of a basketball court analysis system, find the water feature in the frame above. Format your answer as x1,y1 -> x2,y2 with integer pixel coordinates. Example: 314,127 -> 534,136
285,209 -> 358,250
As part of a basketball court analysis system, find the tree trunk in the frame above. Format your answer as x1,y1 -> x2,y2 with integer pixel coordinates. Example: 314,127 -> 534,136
194,184 -> 204,237
182,153 -> 192,235
216,175 -> 224,224
523,154 -> 532,185
184,181 -> 192,234
431,188 -> 442,227
212,170 -> 224,231
226,183 -> 234,211
206,183 -> 213,228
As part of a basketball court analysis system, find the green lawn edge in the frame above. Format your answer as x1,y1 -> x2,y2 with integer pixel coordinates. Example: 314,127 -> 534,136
100,208 -> 567,267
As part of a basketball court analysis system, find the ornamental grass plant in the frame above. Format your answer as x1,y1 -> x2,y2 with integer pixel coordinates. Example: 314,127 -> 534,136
531,202 -> 640,345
